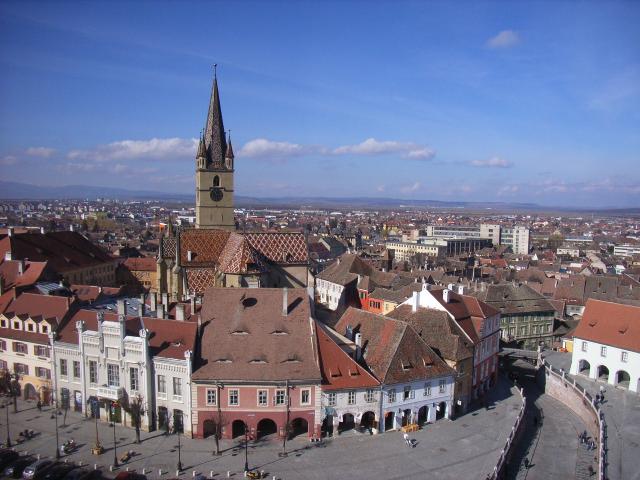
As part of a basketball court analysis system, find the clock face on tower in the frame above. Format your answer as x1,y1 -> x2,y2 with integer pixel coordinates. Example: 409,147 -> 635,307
210,188 -> 224,202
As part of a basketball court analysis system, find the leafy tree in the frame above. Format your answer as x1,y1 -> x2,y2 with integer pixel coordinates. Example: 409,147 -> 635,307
60,388 -> 70,426
122,394 -> 145,444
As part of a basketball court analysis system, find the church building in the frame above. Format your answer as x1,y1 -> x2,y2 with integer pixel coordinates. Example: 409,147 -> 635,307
156,73 -> 309,299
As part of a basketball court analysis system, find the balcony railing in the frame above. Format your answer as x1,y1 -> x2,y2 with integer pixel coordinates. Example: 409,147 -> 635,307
97,386 -> 119,400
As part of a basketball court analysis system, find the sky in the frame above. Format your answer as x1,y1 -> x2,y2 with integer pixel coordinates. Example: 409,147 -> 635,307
0,1 -> 639,208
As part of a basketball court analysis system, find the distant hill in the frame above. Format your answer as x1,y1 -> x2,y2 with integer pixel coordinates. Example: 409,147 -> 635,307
1,181 -> 638,213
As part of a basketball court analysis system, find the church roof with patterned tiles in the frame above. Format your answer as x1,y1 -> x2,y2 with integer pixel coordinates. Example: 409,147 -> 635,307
244,232 -> 309,265
185,269 -> 218,294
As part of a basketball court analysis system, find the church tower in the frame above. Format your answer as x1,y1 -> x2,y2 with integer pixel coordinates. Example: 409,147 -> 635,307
195,70 -> 235,230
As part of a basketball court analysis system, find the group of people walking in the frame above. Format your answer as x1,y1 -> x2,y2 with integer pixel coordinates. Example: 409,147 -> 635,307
579,430 -> 597,451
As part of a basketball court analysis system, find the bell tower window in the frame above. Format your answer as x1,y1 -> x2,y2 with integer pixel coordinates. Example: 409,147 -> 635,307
213,176 -> 220,187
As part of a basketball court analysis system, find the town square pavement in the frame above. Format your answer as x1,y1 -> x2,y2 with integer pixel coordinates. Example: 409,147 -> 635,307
2,377 -> 524,480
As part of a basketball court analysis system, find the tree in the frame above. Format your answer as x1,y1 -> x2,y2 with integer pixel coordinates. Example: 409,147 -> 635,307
118,390 -> 145,444
211,395 -> 229,455
81,220 -> 89,232
60,388 -> 70,426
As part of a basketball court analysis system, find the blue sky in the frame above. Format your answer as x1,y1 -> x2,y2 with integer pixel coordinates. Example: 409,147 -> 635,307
0,1 -> 639,208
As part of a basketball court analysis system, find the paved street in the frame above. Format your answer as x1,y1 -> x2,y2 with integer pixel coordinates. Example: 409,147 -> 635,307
542,351 -> 640,480
2,377 -> 522,480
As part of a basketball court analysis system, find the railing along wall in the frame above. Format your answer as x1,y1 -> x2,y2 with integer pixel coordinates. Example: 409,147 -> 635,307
539,359 -> 606,480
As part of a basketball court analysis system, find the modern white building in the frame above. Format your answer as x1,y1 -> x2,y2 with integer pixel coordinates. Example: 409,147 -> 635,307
569,299 -> 640,393
501,226 -> 530,255
613,244 -> 640,258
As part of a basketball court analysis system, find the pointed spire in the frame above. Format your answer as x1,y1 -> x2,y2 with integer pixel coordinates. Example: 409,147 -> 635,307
204,66 -> 226,167
196,129 -> 206,159
225,131 -> 234,160
166,216 -> 175,237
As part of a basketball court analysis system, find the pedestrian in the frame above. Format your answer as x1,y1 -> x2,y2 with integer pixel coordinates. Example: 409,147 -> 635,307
524,458 -> 530,469
36,400 -> 42,412
403,432 -> 410,447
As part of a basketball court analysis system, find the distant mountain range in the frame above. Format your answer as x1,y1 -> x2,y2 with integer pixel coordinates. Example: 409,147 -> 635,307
1,180 -> 638,213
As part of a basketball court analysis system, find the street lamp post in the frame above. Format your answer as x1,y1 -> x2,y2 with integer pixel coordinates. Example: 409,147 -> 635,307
243,422 -> 249,473
54,405 -> 61,459
176,414 -> 182,472
4,400 -> 11,447
111,402 -> 118,468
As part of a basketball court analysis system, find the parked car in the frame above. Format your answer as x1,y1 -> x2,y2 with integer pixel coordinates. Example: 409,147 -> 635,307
43,463 -> 76,480
64,468 -> 102,480
3,456 -> 35,478
0,449 -> 20,469
21,459 -> 55,479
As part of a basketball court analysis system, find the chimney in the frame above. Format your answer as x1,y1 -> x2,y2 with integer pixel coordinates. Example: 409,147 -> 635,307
447,283 -> 454,291
17,259 -> 25,275
457,285 -> 464,295
354,332 -> 362,360
40,227 -> 45,234
443,289 -> 450,303
137,302 -> 144,318
411,291 -> 419,312
176,304 -> 185,321
139,293 -> 145,306
4,251 -> 12,261
282,287 -> 288,316
117,299 -> 126,317
156,304 -> 165,319
69,224 -> 74,232
190,295 -> 196,314
150,292 -> 157,311
187,250 -> 193,262
7,227 -> 13,237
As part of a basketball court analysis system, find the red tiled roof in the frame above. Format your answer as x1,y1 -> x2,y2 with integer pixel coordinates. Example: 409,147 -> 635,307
122,257 -> 157,272
316,324 -> 379,391
0,259 -> 48,289
70,284 -> 124,302
572,299 -> 640,352
0,327 -> 49,345
193,288 -> 321,383
3,292 -> 73,328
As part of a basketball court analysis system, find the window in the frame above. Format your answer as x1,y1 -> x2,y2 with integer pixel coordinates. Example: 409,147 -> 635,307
89,361 -> 97,384
229,389 -> 239,406
403,386 -> 414,400
34,345 -> 49,357
130,367 -> 139,391
275,389 -> 286,405
35,367 -> 50,379
73,361 -> 81,379
157,375 -> 166,393
439,379 -> 446,393
0,340 -> 5,351
207,388 -> 217,406
365,389 -> 375,403
60,359 -> 68,377
600,346 -> 607,357
581,341 -> 587,352
301,389 -> 310,405
327,392 -> 337,407
0,319 -> 5,328
621,351 -> 628,363
13,321 -> 19,329
13,342 -> 27,354
424,383 -> 432,396
42,325 -> 48,333
173,377 -> 182,397
14,363 -> 28,375
388,389 -> 396,403
258,390 -> 268,406
107,363 -> 119,387
0,359 -> 8,370
27,323 -> 34,332
348,391 -> 356,405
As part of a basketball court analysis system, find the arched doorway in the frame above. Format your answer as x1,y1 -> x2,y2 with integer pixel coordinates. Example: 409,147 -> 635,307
436,402 -> 446,420
23,383 -> 37,400
256,418 -> 277,439
340,413 -> 355,433
290,418 -> 308,438
384,412 -> 394,431
615,370 -> 630,389
158,407 -> 168,431
402,409 -> 412,427
321,415 -> 333,437
203,419 -> 216,438
360,411 -> 376,430
40,387 -> 51,405
578,360 -> 591,376
232,420 -> 246,439
88,396 -> 100,419
418,406 -> 429,425
597,365 -> 609,382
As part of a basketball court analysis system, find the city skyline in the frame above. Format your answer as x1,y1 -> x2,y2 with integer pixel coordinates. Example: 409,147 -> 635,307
1,1 -> 639,208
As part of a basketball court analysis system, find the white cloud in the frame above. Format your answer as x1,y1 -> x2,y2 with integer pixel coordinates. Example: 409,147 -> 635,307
0,155 -> 18,166
486,30 -> 520,49
400,182 -> 421,194
238,138 -> 315,159
26,147 -> 56,158
67,137 -> 198,162
497,185 -> 519,196
470,157 -> 512,168
376,185 -> 385,192
333,138 -> 435,160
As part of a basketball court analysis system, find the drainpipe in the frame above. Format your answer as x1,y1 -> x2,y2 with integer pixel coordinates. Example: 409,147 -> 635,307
48,331 -> 58,407
76,321 -> 87,417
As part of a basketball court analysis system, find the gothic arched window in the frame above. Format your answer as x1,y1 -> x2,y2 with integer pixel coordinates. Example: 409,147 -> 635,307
213,175 -> 220,187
